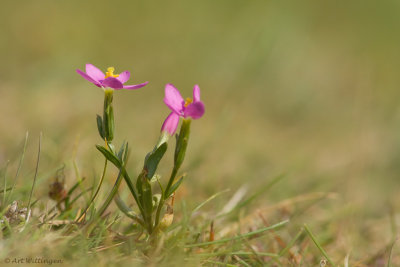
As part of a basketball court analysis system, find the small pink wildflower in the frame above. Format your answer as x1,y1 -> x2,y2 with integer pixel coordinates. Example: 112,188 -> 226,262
76,63 -> 148,90
161,84 -> 205,135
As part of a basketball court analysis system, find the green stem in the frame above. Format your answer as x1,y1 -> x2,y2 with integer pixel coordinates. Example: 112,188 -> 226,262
154,166 -> 178,228
103,89 -> 114,141
95,167 -> 124,218
76,158 -> 108,222
119,167 -> 146,220
154,119 -> 191,229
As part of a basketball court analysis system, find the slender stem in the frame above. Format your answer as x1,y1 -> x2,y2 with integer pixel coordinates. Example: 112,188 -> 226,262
164,167 -> 178,200
73,159 -> 89,205
95,165 -> 124,218
26,132 -> 42,222
120,167 -> 146,221
76,158 -> 108,222
154,166 -> 178,228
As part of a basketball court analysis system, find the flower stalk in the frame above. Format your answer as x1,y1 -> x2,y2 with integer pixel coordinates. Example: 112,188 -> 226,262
102,89 -> 114,142
155,119 -> 191,229
76,64 -> 204,237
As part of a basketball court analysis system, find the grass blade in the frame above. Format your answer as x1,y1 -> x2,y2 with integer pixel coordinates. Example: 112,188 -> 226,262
26,132 -> 42,223
7,132 -> 29,204
1,161 -> 10,210
192,188 -> 230,214
304,224 -> 334,266
387,238 -> 399,267
185,219 -> 289,248
279,227 -> 304,257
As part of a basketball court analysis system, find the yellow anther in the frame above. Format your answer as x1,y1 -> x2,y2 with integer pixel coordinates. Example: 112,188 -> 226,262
104,67 -> 120,78
184,97 -> 193,108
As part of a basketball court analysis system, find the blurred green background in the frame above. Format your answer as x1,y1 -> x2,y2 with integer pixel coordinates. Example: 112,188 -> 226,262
2,0 -> 400,259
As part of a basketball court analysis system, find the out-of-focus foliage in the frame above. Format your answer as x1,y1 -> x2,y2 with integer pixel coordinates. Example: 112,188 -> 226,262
2,0 -> 400,263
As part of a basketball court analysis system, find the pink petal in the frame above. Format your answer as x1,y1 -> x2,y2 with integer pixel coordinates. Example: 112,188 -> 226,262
85,64 -> 105,81
101,77 -> 124,89
161,112 -> 180,135
76,69 -> 101,86
164,83 -> 184,114
184,101 -> 205,119
193,84 -> 201,102
117,71 -> 130,83
123,81 -> 149,90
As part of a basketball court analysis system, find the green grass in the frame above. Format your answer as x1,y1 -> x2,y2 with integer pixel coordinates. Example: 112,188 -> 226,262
2,0 -> 400,266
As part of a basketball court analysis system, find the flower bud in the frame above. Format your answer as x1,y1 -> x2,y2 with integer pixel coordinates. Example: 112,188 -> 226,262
103,89 -> 114,141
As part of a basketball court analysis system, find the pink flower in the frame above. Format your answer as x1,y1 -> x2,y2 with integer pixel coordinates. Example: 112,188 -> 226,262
76,63 -> 148,90
161,84 -> 205,135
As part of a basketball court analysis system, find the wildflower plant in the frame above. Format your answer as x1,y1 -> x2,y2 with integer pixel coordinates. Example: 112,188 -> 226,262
75,63 -> 204,235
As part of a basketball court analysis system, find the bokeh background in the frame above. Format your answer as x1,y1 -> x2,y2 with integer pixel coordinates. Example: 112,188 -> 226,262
2,0 -> 400,261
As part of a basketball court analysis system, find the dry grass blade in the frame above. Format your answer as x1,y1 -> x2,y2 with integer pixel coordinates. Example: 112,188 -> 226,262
185,220 -> 289,248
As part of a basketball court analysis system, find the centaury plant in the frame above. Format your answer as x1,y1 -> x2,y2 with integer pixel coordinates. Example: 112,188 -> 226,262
76,63 -> 205,236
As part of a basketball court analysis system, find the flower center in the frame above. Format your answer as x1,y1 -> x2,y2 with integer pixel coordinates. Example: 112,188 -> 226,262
184,97 -> 193,108
104,67 -> 120,79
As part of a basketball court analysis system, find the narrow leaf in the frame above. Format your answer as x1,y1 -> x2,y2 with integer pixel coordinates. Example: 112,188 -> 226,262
174,119 -> 191,170
95,145 -> 121,168
117,141 -> 126,161
304,224 -> 335,266
144,142 -> 167,179
185,220 -> 289,248
166,175 -> 185,197
96,115 -> 104,139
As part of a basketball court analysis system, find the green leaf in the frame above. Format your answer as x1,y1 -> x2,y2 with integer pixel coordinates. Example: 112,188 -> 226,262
123,142 -> 129,163
166,174 -> 185,197
107,143 -> 116,154
114,194 -> 145,226
144,142 -> 167,179
136,171 -> 144,201
117,141 -> 126,161
95,145 -> 121,168
96,115 -> 104,139
142,178 -> 153,215
67,177 -> 86,197
174,119 -> 191,170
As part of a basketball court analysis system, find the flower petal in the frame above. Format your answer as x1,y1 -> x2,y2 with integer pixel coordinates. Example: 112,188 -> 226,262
85,64 -> 105,81
101,77 -> 124,89
117,71 -> 130,83
164,83 -> 184,114
76,69 -> 101,86
161,112 -> 180,135
193,84 -> 201,102
184,101 -> 205,119
123,81 -> 149,90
